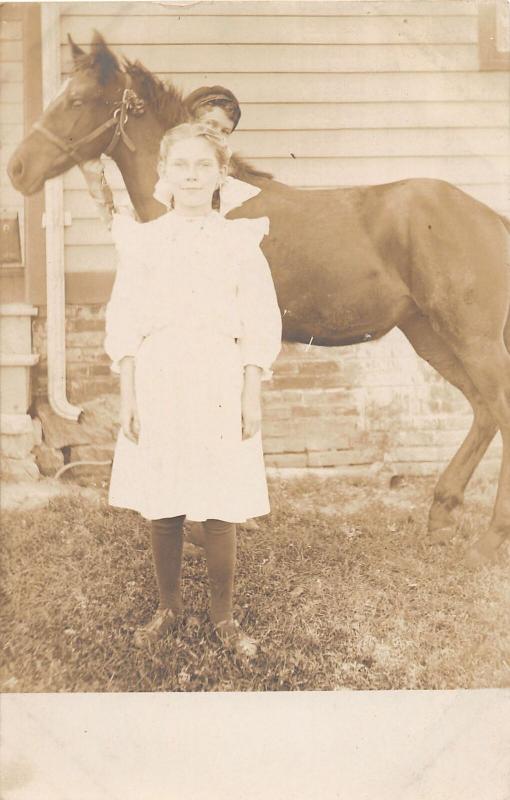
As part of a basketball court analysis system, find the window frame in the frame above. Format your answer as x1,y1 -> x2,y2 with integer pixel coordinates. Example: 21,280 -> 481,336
478,0 -> 510,71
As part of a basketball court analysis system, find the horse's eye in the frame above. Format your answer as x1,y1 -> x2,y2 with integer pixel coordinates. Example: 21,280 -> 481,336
71,98 -> 83,108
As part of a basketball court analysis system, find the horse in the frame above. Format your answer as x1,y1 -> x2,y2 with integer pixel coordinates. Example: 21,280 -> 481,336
7,32 -> 510,567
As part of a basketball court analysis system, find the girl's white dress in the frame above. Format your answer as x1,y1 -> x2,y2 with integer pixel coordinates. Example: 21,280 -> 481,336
104,210 -> 282,522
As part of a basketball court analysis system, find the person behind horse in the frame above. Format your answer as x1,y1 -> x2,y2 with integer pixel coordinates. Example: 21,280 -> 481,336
104,123 -> 282,658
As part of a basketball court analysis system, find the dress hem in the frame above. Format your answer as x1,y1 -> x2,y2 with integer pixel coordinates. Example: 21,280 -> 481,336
107,498 -> 270,524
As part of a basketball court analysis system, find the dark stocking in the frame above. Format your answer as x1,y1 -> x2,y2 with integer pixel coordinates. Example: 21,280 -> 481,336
150,515 -> 185,614
203,518 -> 237,625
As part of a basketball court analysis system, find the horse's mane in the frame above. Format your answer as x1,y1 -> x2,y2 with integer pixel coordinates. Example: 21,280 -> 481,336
123,59 -> 186,127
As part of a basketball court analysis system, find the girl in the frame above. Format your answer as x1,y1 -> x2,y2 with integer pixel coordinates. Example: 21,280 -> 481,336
154,86 -> 261,550
104,123 -> 282,658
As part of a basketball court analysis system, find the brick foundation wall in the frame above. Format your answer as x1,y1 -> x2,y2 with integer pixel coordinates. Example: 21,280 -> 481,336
32,305 -> 114,404
31,304 -> 501,476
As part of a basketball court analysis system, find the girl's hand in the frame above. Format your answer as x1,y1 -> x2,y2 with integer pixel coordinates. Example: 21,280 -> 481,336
241,392 -> 261,440
119,356 -> 140,444
241,365 -> 263,440
120,398 -> 140,444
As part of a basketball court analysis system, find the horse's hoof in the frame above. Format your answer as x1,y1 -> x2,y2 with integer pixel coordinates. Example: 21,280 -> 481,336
429,526 -> 456,545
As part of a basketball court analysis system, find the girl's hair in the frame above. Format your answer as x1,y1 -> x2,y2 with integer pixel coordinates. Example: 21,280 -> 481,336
157,122 -> 231,178
184,85 -> 241,130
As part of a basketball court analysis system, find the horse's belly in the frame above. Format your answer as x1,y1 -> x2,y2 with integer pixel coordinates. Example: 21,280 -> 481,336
283,270 -> 411,346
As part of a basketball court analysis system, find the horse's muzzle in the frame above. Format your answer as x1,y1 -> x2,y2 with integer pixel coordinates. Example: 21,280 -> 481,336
7,151 -> 46,196
7,154 -> 24,189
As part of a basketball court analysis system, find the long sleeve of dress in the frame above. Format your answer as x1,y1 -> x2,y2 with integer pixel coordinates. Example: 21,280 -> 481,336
234,217 -> 282,381
104,214 -> 146,373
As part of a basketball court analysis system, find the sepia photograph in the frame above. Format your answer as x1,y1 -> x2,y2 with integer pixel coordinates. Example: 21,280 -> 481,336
1,0 -> 510,796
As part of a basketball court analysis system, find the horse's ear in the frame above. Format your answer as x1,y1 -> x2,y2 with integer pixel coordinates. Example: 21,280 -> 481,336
90,30 -> 119,85
67,33 -> 85,63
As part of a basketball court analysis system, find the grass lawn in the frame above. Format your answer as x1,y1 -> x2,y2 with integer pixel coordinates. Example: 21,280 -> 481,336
1,474 -> 509,692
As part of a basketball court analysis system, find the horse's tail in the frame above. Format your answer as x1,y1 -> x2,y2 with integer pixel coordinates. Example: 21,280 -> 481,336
499,214 -> 510,234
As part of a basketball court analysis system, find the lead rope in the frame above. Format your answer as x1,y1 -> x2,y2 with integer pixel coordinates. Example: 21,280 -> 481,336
79,158 -> 116,229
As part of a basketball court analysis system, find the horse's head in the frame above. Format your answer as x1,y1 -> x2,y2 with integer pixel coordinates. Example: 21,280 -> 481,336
8,32 -> 138,195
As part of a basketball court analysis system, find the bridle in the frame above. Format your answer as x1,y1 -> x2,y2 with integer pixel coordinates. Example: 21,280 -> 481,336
32,72 -> 145,165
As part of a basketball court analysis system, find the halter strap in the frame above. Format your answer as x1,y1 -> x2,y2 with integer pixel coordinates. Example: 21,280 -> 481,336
32,72 -> 142,164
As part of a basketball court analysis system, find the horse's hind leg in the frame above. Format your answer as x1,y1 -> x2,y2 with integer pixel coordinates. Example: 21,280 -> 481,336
449,340 -> 510,565
399,312 -> 498,542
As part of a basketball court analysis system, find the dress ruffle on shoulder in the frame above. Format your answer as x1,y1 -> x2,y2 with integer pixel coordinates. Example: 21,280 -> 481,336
110,211 -> 176,270
219,177 -> 261,215
227,215 -> 270,246
110,212 -> 147,269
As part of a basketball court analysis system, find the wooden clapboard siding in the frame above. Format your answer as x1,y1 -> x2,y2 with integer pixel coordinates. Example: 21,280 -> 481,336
1,19 -> 22,39
64,219 -> 113,247
458,184 -> 510,209
0,1 -> 25,296
60,43 -> 480,73
157,72 -> 510,102
66,245 -> 115,273
55,0 -> 509,279
59,2 -> 479,17
0,62 -> 23,82
0,39 -> 23,61
240,102 -> 510,130
62,15 -> 477,46
0,83 -> 23,104
2,5 -> 45,303
64,187 -> 129,219
229,129 -> 510,157
0,122 -> 24,144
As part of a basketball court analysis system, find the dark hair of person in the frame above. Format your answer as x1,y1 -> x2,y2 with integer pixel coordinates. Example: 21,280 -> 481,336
184,85 -> 241,130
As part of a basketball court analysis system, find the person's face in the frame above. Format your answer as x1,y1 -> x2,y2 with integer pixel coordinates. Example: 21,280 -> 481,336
162,136 -> 226,214
196,105 -> 235,136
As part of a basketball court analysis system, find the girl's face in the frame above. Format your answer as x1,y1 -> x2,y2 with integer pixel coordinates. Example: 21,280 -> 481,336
162,136 -> 227,215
